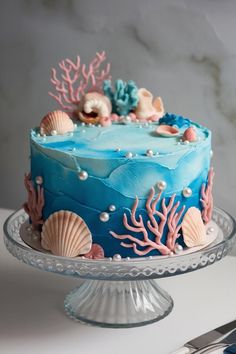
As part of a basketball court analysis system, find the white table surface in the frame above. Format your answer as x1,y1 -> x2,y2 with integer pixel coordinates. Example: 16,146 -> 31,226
0,208 -> 235,354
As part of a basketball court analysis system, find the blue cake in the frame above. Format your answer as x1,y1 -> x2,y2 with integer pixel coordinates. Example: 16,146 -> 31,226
24,51 -> 215,259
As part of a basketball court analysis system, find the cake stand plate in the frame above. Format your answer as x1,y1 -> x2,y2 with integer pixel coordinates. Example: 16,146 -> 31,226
3,207 -> 236,328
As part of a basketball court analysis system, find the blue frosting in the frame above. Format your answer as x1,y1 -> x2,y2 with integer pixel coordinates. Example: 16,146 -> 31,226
103,79 -> 139,115
30,117 -> 211,257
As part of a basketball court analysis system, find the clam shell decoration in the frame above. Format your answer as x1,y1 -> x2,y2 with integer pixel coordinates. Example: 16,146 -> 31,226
78,92 -> 112,125
41,210 -> 92,257
182,207 -> 207,248
183,127 -> 197,142
156,124 -> 180,137
40,110 -> 74,136
135,88 -> 164,121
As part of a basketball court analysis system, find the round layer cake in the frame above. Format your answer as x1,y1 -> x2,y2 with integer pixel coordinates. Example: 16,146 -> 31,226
30,114 -> 212,258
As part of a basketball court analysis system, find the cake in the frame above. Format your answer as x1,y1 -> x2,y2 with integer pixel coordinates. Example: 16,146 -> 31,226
23,51 -> 215,259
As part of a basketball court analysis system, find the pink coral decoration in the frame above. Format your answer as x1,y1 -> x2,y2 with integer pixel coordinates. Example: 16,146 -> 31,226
110,187 -> 185,256
23,173 -> 45,229
49,51 -> 111,113
200,167 -> 215,224
182,127 -> 197,142
84,244 -> 105,259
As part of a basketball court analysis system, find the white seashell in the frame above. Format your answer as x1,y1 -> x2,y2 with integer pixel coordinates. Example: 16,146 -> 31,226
156,124 -> 180,137
182,207 -> 207,248
40,110 -> 74,136
78,92 -> 112,124
135,88 -> 165,121
41,210 -> 92,257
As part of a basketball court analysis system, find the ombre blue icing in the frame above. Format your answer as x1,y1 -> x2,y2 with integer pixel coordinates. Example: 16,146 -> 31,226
30,115 -> 211,257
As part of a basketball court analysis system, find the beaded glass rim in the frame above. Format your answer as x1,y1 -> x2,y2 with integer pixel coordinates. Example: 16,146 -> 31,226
3,207 -> 236,280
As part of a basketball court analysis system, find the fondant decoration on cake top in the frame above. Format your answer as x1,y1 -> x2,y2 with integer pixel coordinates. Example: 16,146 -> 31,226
182,207 -> 207,247
49,51 -> 111,114
201,167 -> 215,224
41,210 -> 92,257
156,124 -> 179,137
40,110 -> 74,136
182,127 -> 197,142
159,113 -> 191,128
103,79 -> 139,116
78,92 -> 112,126
84,244 -> 105,259
23,173 -> 45,229
134,88 -> 164,121
110,186 -> 185,256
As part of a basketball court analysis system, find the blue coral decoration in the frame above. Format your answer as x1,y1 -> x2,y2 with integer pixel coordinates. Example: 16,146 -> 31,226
159,113 -> 191,128
103,79 -> 139,116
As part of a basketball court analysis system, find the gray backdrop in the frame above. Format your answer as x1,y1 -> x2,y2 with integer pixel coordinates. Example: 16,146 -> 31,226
0,0 -> 236,217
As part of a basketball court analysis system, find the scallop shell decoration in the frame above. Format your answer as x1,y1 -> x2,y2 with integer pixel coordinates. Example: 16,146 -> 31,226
41,210 -> 92,257
84,244 -> 105,259
78,92 -> 112,124
182,207 -> 207,248
156,124 -> 180,137
183,127 -> 197,142
40,110 -> 74,136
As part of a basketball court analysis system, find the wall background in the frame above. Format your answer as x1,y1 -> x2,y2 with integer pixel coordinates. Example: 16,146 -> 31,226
0,0 -> 236,218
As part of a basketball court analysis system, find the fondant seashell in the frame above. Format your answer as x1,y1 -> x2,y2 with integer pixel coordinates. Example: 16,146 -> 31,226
135,88 -> 164,121
40,110 -> 74,136
78,92 -> 112,124
156,124 -> 179,137
183,127 -> 197,142
84,244 -> 105,259
182,207 -> 207,248
41,210 -> 92,257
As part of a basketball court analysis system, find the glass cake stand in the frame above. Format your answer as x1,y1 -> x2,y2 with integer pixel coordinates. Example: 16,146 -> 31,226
3,207 -> 236,328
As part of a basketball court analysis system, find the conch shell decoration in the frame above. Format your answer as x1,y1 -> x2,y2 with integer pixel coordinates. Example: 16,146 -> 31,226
78,92 -> 112,126
41,210 -> 92,257
134,88 -> 164,122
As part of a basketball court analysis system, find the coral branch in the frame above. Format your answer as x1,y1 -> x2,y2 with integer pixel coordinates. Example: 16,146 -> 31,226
49,51 -> 111,112
23,173 -> 45,229
110,187 -> 185,256
200,167 -> 215,223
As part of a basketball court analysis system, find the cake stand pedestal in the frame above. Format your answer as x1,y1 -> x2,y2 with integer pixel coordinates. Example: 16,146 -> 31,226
3,207 -> 236,328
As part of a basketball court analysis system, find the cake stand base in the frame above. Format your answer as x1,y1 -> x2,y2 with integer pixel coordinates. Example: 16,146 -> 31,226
64,279 -> 173,328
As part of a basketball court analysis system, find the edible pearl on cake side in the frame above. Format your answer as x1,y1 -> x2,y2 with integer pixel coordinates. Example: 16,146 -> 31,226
116,148 -> 121,152
78,170 -> 88,181
51,130 -> 57,136
157,180 -> 167,191
35,176 -> 43,185
99,212 -> 110,222
182,187 -> 192,198
122,115 -> 132,124
146,149 -> 154,157
108,205 -> 116,212
125,152 -> 133,159
207,227 -> 214,234
210,150 -> 213,158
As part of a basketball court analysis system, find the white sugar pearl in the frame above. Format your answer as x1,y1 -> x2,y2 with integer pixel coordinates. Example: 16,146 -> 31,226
108,205 -> 116,212
99,212 -> 109,222
35,176 -> 43,185
78,171 -> 88,181
157,180 -> 167,190
182,187 -> 192,198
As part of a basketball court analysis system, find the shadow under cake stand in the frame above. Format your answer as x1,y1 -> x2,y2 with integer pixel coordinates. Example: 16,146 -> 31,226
3,207 -> 236,328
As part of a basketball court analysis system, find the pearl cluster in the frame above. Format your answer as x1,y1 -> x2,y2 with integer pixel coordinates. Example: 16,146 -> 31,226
99,204 -> 116,222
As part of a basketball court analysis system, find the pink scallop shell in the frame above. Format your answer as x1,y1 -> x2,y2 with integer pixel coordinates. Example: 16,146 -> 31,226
84,244 -> 105,259
156,124 -> 179,137
40,110 -> 74,135
182,127 -> 197,142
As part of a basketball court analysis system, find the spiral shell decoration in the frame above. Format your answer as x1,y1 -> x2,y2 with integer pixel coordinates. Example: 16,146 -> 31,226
182,207 -> 207,248
40,110 -> 74,136
84,244 -> 105,259
41,210 -> 92,257
156,124 -> 180,137
135,88 -> 164,121
78,92 -> 112,125
183,127 -> 197,142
